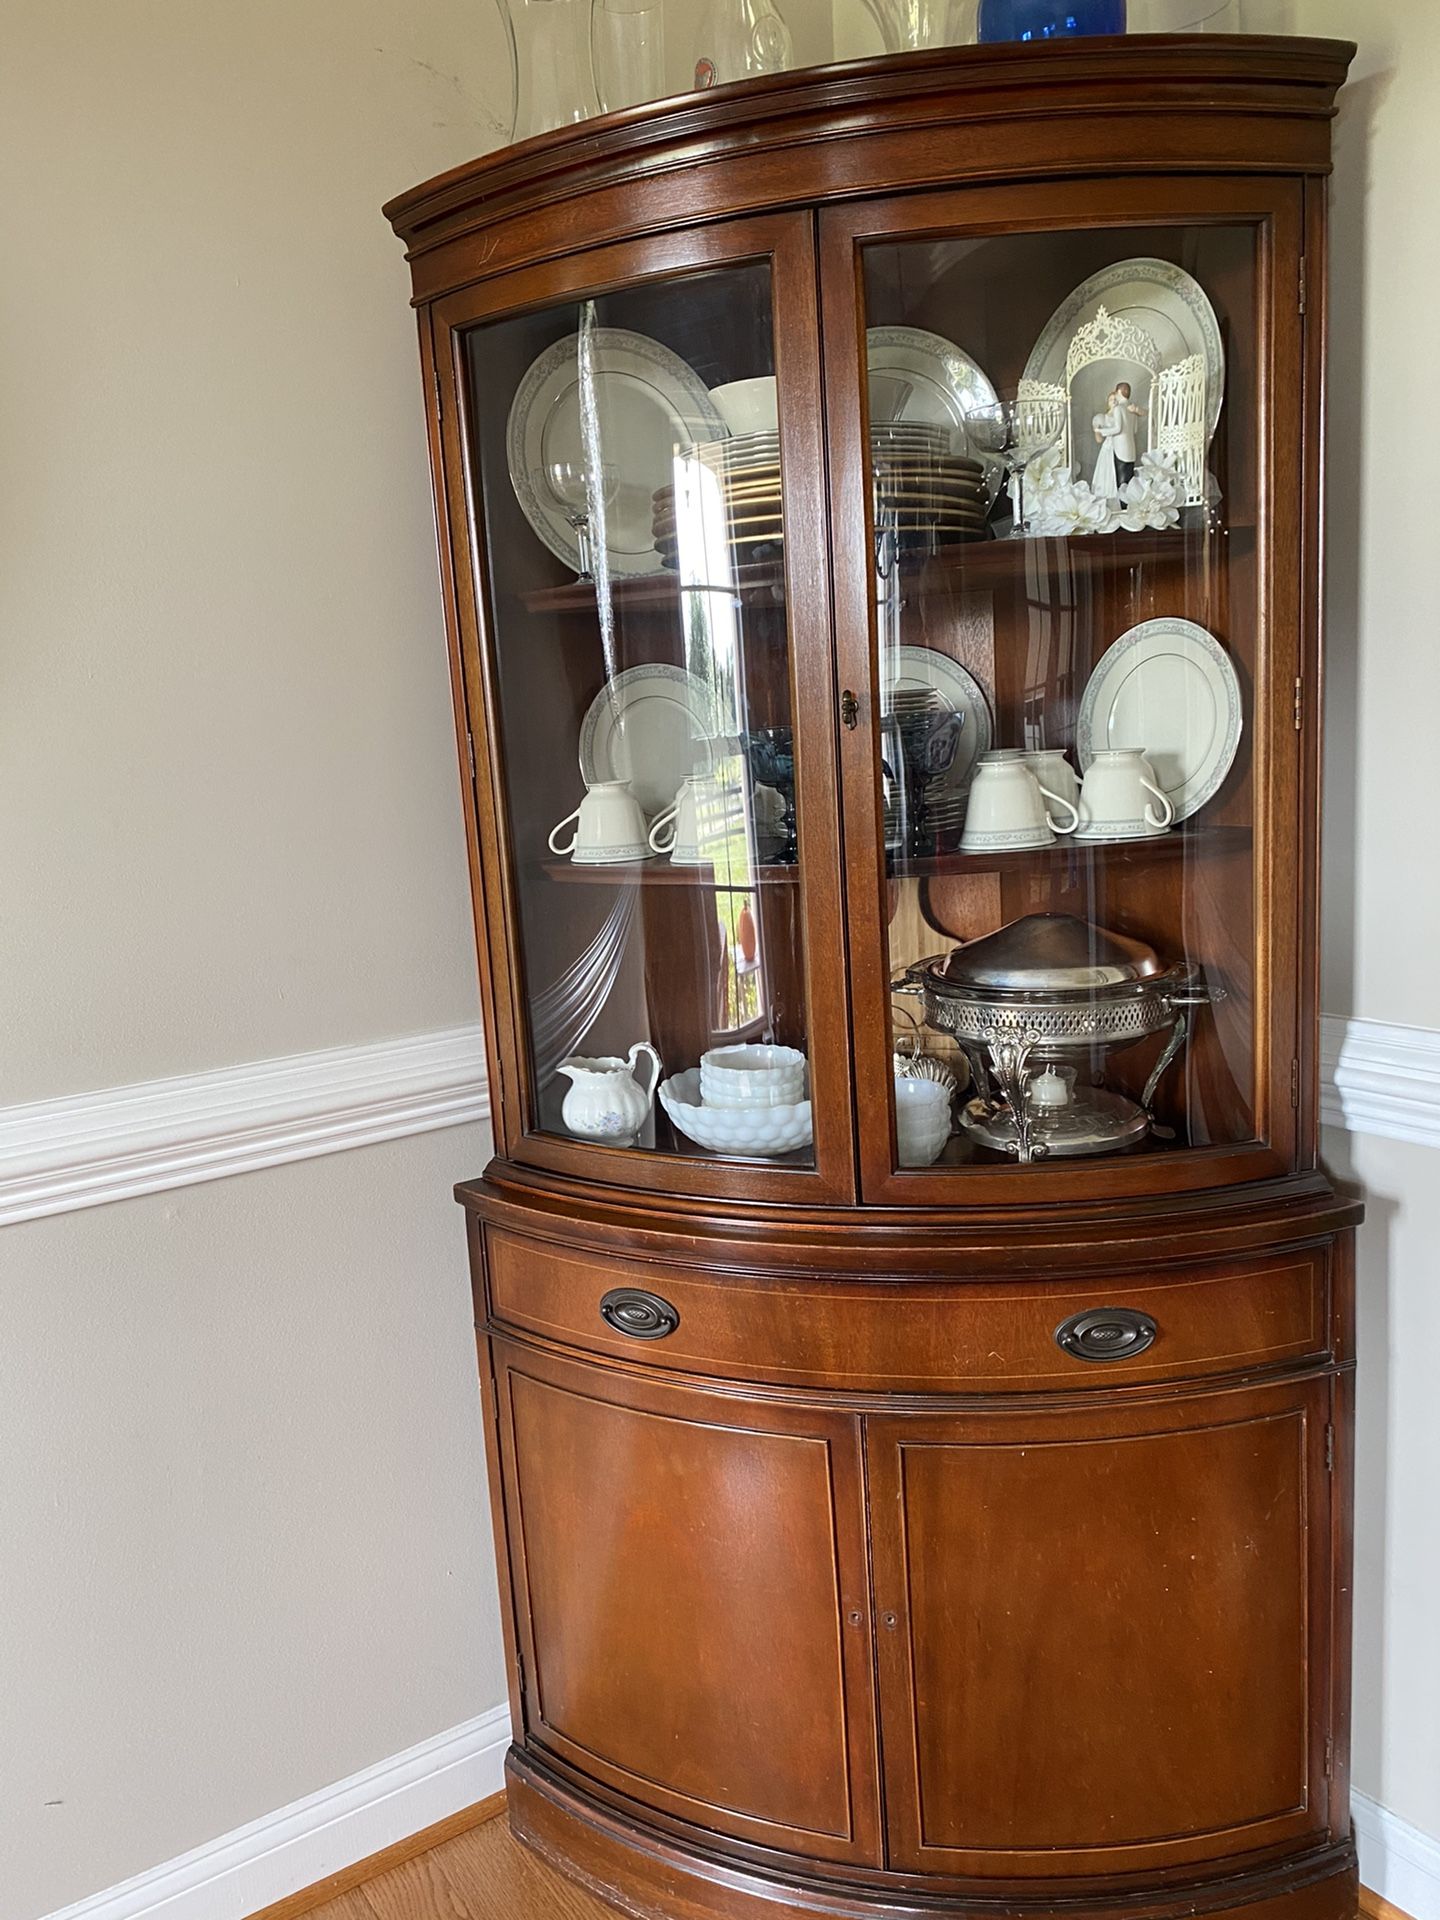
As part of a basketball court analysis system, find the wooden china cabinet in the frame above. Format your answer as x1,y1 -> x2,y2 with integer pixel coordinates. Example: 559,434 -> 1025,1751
386,36 -> 1360,1920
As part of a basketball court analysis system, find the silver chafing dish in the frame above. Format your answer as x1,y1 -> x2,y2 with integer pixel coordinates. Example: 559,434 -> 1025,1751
904,914 -> 1210,1163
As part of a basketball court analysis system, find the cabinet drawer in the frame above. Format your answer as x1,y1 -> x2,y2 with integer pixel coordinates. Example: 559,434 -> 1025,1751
482,1230 -> 1330,1392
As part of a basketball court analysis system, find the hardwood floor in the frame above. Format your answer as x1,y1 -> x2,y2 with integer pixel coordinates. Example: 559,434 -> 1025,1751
279,1807 -> 1410,1920
298,1809 -> 622,1920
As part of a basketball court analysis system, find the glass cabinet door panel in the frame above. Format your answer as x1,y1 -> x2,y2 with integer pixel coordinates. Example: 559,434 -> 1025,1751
824,191 -> 1295,1193
459,251 -> 837,1183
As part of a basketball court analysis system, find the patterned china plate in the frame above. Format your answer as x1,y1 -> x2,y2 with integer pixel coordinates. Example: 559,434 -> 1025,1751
1076,618 -> 1243,822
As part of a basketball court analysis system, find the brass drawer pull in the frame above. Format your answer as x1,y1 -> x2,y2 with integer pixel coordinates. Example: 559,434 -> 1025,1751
600,1288 -> 680,1340
1055,1307 -> 1158,1362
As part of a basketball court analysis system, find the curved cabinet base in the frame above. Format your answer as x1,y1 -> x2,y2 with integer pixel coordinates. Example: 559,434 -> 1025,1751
505,1751 -> 1358,1920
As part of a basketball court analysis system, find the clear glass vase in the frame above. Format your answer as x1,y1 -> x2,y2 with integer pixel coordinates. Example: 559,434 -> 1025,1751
691,0 -> 794,89
591,0 -> 667,113
504,0 -> 602,141
860,0 -> 977,53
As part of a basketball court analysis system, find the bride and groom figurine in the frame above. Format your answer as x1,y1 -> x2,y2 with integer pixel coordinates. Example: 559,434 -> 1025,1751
1091,381 -> 1146,499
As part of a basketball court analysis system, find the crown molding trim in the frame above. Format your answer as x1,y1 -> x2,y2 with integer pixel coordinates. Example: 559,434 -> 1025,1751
0,1026 -> 489,1228
2,1010 -> 1433,1233
1320,1014 -> 1440,1150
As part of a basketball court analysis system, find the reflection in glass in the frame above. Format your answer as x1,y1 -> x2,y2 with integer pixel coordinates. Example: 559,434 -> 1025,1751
467,261 -> 814,1167
860,224 -> 1258,1173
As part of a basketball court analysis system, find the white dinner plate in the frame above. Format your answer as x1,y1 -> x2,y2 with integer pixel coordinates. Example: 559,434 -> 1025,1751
1023,257 -> 1225,448
1076,618 -> 1243,822
578,665 -> 721,818
881,646 -> 994,811
508,330 -> 727,577
866,327 -> 1004,503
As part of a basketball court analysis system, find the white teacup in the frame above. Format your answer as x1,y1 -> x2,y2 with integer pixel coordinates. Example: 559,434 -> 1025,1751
711,378 -> 778,437
1023,749 -> 1080,814
548,781 -> 651,865
961,752 -> 1079,854
648,776 -> 709,866
1074,748 -> 1175,842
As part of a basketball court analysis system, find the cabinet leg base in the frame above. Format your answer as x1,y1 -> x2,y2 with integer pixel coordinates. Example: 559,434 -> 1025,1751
505,1749 -> 1358,1920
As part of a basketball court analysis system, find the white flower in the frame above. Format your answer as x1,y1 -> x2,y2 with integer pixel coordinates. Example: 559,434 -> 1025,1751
1116,453 -> 1183,531
1022,452 -> 1124,537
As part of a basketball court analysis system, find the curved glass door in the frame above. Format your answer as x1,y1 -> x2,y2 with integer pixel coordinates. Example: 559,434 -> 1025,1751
823,179 -> 1304,1198
438,219 -> 853,1198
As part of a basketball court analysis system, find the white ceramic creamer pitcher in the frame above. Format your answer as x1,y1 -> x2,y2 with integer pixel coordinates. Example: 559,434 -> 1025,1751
556,1044 -> 662,1145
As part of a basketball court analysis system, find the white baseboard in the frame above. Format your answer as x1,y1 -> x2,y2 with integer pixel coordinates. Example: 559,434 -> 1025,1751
38,1704 -> 513,1920
39,1718 -> 1436,1920
1354,1791 -> 1440,1920
0,1025 -> 489,1227
1320,1014 -> 1440,1150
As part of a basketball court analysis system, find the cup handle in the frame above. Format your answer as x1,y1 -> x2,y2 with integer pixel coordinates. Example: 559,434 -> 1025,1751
648,804 -> 679,854
627,1041 -> 662,1106
548,806 -> 581,856
1039,784 -> 1080,836
1142,778 -> 1175,830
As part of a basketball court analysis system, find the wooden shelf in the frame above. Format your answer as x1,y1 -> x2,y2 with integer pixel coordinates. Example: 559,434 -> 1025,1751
521,564 -> 785,615
542,858 -> 798,889
890,522 -> 1250,592
517,522 -> 1253,614
891,824 -> 1251,879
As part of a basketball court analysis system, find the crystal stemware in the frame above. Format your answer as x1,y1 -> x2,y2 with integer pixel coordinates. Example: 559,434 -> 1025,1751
964,397 -> 1064,538
537,459 -> 619,580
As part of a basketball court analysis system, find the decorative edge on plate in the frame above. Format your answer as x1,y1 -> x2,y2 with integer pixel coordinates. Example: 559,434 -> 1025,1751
576,663 -> 722,796
866,325 -> 1005,504
505,326 -> 727,576
1075,617 -> 1244,823
1022,256 -> 1226,442
882,645 -> 996,797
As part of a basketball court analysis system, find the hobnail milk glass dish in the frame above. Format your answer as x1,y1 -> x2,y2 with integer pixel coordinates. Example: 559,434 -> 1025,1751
894,1076 -> 952,1167
660,1071 -> 813,1156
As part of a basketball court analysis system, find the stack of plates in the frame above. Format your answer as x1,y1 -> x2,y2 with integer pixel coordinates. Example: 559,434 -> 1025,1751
872,424 -> 990,550
652,426 -> 993,569
652,432 -> 787,570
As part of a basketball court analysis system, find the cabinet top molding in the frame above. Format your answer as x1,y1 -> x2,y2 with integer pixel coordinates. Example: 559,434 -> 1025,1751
384,35 -> 1354,278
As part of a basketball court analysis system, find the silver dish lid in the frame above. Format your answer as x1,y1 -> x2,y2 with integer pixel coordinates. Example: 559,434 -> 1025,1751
940,914 -> 1165,993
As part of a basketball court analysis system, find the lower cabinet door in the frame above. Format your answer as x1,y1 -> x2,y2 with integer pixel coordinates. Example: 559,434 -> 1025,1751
867,1377 -> 1334,1879
493,1340 -> 883,1864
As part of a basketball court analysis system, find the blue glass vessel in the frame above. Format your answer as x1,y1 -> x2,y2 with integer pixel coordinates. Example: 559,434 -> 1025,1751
977,0 -> 1126,40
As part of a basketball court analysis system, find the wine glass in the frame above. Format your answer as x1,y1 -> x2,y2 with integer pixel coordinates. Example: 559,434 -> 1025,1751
537,459 -> 619,580
964,397 -> 1064,537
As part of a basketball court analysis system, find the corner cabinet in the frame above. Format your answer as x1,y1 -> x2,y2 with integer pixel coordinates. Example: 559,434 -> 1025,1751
387,37 -> 1361,1920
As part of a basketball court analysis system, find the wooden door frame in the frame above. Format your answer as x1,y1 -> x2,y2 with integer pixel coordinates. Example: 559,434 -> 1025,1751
428,212 -> 858,1204
816,173 -> 1310,1208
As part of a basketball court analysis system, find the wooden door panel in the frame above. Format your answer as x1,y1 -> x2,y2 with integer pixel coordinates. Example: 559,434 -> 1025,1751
496,1343 -> 881,1863
869,1379 -> 1331,1877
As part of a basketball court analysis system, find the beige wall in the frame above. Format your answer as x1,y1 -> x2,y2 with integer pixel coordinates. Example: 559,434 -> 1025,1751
0,1133 -> 499,1920
2,2 -> 1436,1916
1296,0 -> 1440,1854
0,7 -> 515,1917
0,0 -> 509,1105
